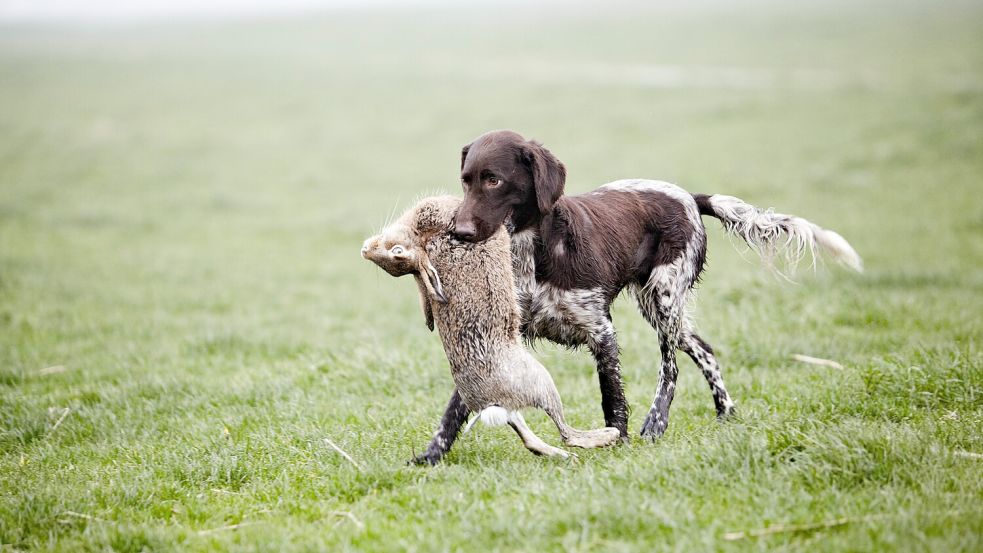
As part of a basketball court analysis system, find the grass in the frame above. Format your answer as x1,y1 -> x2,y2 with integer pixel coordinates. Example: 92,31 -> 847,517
1,1 -> 981,550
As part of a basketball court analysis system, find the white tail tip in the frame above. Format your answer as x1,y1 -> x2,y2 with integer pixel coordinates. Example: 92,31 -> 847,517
815,227 -> 864,273
478,406 -> 510,427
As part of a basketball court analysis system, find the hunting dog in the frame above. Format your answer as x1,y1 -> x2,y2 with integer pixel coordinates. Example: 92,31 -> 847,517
413,130 -> 861,464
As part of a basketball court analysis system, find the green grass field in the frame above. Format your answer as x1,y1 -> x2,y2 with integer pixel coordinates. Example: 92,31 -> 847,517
1,1 -> 981,550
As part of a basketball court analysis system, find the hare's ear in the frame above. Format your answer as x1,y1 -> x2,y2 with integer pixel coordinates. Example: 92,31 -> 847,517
419,254 -> 448,304
413,274 -> 435,331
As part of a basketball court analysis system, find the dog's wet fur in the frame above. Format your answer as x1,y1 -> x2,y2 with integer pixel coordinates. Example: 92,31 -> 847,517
409,130 -> 862,462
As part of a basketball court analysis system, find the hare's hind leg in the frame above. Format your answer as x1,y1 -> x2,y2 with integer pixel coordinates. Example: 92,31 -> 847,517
562,426 -> 622,449
543,405 -> 621,449
507,412 -> 570,458
526,356 -> 620,449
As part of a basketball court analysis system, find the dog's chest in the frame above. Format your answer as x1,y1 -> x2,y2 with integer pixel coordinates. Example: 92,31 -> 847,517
510,230 -> 610,346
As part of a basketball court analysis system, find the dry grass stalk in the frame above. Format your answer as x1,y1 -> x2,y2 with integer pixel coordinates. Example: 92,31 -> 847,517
324,438 -> 363,472
791,354 -> 844,369
723,513 -> 892,541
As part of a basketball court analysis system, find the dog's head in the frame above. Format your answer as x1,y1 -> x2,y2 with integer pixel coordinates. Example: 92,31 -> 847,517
452,130 -> 566,242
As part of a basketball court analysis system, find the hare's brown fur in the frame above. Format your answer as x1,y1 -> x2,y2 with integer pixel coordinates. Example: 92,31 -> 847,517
363,196 -> 620,459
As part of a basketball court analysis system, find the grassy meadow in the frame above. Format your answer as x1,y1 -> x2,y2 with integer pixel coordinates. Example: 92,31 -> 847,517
1,1 -> 981,550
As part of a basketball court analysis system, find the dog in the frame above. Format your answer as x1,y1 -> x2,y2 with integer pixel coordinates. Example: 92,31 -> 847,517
412,130 -> 861,464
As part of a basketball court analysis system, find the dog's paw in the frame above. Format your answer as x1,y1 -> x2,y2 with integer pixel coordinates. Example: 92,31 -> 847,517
408,450 -> 443,466
605,417 -> 629,441
716,404 -> 737,421
639,412 -> 668,441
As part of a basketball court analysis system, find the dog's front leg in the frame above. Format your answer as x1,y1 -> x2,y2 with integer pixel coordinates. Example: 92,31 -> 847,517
410,388 -> 470,466
588,326 -> 629,439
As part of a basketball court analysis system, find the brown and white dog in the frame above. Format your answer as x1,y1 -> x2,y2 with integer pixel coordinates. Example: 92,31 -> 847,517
412,129 -> 862,464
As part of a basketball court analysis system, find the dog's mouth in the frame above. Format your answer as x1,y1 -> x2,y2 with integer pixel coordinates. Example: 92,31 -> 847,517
449,208 -> 514,243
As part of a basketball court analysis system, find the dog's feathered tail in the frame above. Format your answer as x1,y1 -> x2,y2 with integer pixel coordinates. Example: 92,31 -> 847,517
694,193 -> 863,274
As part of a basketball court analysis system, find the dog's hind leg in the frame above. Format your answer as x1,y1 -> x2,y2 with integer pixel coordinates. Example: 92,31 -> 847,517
507,411 -> 571,458
636,257 -> 691,439
679,326 -> 736,418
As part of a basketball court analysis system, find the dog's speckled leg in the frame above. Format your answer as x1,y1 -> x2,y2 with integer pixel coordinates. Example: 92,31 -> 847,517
410,388 -> 470,466
587,326 -> 630,439
680,329 -> 736,418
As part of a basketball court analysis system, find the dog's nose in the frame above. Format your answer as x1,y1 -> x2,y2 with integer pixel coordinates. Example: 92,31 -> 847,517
453,221 -> 476,241
360,245 -> 369,257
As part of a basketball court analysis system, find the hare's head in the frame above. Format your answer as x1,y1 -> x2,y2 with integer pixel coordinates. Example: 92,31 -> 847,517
361,219 -> 448,330
361,223 -> 420,278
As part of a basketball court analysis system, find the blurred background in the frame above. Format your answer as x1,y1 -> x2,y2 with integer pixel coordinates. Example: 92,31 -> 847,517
0,0 -> 983,418
1,1 -> 980,549
1,0 -> 979,354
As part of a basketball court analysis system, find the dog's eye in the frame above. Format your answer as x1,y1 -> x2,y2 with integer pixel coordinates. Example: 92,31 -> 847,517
390,245 -> 405,256
486,177 -> 502,188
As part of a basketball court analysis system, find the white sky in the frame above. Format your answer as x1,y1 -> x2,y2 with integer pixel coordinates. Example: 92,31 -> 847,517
0,0 -> 433,21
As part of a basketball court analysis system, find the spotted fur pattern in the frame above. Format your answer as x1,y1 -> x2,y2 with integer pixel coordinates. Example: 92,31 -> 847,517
512,180 -> 734,439
451,130 -> 862,443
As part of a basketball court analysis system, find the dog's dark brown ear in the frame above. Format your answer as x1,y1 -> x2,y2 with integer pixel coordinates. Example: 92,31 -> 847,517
460,144 -> 471,171
522,141 -> 566,215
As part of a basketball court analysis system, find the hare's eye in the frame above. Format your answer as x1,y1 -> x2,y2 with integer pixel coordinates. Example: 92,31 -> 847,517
389,245 -> 405,255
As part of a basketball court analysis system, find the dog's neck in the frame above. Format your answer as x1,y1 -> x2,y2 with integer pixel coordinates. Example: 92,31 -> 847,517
508,200 -> 553,236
